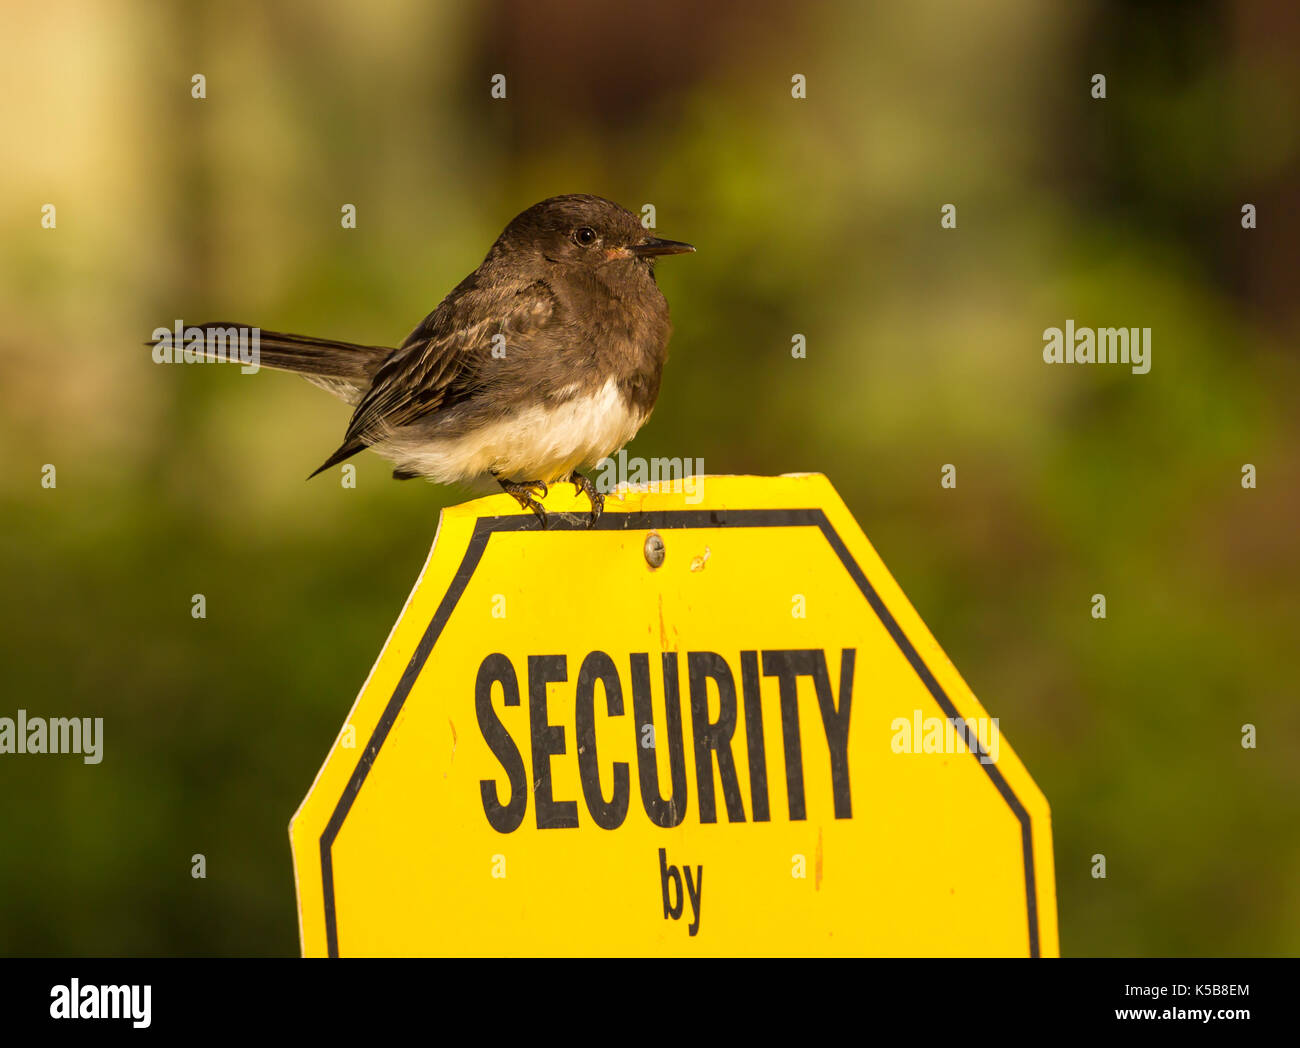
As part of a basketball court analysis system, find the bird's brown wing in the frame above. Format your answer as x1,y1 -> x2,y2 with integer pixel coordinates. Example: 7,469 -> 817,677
309,279 -> 558,476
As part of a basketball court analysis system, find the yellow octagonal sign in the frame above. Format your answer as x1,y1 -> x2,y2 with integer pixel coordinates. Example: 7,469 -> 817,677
290,474 -> 1058,956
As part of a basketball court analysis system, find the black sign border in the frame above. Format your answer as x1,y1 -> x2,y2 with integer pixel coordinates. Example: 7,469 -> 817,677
316,507 -> 1042,957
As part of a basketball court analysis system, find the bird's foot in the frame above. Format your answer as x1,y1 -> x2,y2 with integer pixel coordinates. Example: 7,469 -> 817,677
495,474 -> 550,528
571,470 -> 605,528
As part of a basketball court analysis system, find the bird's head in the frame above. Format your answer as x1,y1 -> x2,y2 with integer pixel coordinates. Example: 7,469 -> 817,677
500,194 -> 694,272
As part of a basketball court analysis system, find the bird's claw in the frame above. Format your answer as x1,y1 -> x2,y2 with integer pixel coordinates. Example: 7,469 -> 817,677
571,471 -> 605,528
496,473 -> 602,529
495,475 -> 551,528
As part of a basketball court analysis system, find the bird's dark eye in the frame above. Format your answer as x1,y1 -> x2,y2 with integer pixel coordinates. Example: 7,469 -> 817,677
573,227 -> 597,246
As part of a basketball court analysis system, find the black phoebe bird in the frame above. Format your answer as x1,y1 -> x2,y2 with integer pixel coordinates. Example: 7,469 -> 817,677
156,195 -> 693,526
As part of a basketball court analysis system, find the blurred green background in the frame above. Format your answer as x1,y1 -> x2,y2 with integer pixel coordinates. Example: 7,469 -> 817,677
1,0 -> 1297,956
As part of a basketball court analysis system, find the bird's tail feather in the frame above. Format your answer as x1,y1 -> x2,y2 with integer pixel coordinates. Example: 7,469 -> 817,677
146,322 -> 391,392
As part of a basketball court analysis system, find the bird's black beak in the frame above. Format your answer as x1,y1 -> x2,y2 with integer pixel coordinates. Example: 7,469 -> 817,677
630,237 -> 695,258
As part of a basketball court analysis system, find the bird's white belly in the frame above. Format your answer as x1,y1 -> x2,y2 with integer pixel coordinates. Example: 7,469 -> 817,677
384,378 -> 646,484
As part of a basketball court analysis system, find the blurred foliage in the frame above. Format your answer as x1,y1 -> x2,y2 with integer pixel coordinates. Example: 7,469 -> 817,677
0,0 -> 1297,956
